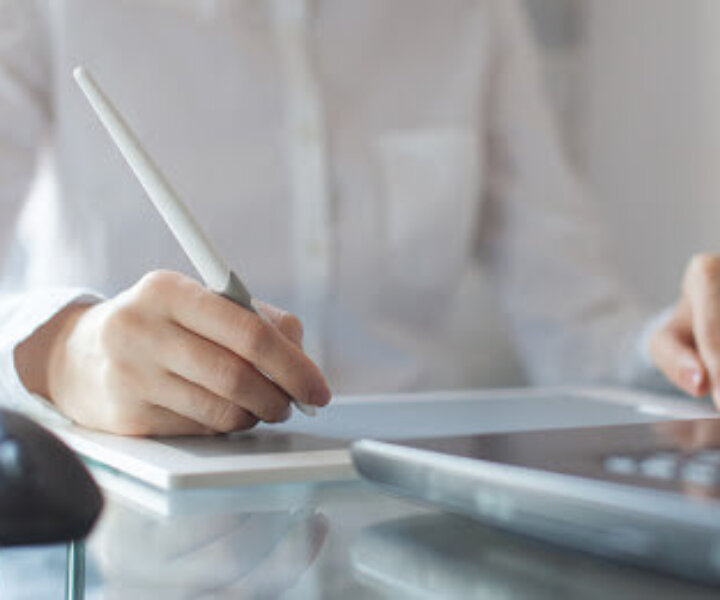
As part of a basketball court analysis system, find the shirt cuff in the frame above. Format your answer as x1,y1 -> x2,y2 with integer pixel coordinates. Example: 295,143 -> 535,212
0,287 -> 103,423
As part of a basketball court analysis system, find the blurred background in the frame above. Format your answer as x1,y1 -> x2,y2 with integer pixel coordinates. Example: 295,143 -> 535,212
22,0 -> 715,390
446,0 -> 720,388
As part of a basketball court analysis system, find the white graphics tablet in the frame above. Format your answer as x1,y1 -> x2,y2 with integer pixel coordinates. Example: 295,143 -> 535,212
49,387 -> 711,490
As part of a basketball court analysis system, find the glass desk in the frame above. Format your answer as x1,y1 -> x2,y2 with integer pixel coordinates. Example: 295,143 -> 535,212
2,476 -> 720,599
3,386 -> 720,599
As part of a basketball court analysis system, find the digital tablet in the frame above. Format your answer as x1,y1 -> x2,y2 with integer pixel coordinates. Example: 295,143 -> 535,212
352,415 -> 720,584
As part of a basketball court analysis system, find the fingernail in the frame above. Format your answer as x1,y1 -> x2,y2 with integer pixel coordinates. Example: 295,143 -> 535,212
280,404 -> 293,422
310,381 -> 332,406
681,367 -> 703,392
691,370 -> 704,390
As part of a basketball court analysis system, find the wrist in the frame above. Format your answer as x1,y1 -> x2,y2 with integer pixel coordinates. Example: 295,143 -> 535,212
15,302 -> 93,401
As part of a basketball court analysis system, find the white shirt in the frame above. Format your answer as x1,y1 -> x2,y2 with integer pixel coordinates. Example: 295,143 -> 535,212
0,0 -> 665,413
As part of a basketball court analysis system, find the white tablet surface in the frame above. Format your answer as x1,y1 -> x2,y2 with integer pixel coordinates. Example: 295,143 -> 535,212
50,387 -> 712,491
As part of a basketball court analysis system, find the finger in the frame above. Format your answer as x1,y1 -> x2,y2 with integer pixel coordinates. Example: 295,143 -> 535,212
154,321 -> 292,423
100,399 -> 214,437
684,256 -> 720,403
141,406 -> 216,437
649,320 -> 708,397
147,372 -> 260,433
253,300 -> 304,347
169,287 -> 331,408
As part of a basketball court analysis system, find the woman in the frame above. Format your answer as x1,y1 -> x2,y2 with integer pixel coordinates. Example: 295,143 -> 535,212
0,0 -> 711,435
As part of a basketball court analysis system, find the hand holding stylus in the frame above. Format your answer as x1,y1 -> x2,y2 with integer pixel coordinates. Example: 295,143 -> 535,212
40,274 -> 330,435
73,66 -> 318,419
14,68 -> 330,436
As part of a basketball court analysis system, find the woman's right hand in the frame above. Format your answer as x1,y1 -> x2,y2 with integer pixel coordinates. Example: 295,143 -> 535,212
16,270 -> 331,436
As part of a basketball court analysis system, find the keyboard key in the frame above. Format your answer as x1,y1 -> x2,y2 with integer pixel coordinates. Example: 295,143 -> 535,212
681,460 -> 720,488
693,450 -> 720,465
604,456 -> 638,476
639,453 -> 680,480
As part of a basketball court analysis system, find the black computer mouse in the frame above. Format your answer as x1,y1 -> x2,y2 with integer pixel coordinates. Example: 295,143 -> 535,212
0,408 -> 103,546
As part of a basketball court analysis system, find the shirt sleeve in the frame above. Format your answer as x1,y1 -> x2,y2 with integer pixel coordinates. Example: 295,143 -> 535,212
0,1 -> 104,416
479,0 -> 674,392
0,0 -> 51,214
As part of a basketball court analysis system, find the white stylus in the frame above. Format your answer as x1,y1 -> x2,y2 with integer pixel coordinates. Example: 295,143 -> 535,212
73,65 -> 316,417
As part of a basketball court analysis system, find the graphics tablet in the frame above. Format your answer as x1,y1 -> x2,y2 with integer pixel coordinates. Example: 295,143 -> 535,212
352,416 -> 720,584
48,387 -> 709,490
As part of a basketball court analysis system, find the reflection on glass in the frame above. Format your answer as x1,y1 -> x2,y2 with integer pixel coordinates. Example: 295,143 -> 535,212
91,501 -> 328,598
